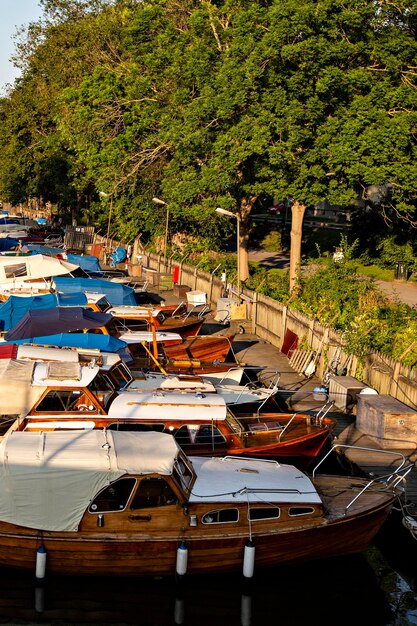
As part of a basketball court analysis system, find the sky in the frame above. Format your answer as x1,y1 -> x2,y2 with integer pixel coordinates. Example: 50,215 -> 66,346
0,0 -> 43,95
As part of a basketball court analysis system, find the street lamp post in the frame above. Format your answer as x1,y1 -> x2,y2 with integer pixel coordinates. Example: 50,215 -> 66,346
216,207 -> 240,298
152,197 -> 169,266
99,191 -> 113,243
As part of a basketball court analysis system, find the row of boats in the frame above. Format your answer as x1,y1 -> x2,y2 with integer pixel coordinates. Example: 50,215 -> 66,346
0,239 -> 412,579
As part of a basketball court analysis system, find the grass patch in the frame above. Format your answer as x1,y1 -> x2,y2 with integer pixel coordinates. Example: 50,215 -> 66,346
354,264 -> 395,281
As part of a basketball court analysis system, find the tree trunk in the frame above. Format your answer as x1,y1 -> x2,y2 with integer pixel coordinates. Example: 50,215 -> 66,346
239,196 -> 256,283
289,200 -> 306,293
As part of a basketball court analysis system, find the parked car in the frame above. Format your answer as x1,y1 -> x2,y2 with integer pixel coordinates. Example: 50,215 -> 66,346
267,201 -> 286,214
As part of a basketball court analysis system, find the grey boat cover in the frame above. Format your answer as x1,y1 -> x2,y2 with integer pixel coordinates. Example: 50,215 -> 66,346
0,430 -> 179,532
0,359 -> 43,415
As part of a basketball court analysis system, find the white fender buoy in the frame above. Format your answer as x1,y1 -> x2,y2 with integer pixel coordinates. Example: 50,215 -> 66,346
35,545 -> 47,582
240,592 -> 252,626
35,586 -> 45,614
176,541 -> 188,577
174,596 -> 185,625
243,539 -> 255,579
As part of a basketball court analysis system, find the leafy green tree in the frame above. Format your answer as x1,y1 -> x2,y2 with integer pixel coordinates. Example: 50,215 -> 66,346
1,0 -> 416,279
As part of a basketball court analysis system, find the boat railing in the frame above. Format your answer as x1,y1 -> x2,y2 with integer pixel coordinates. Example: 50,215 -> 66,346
212,367 -> 244,385
312,443 -> 414,513
229,371 -> 280,407
254,371 -> 281,415
313,399 -> 335,426
277,413 -> 298,441
171,302 -> 187,317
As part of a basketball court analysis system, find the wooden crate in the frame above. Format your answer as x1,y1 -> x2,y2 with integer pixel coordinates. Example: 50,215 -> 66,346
173,284 -> 190,298
356,394 -> 417,449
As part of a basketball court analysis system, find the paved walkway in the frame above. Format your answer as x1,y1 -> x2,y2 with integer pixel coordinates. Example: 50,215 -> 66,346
248,248 -> 417,307
375,279 -> 417,308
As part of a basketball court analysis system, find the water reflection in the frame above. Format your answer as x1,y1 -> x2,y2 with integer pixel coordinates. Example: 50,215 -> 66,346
0,552 -> 400,626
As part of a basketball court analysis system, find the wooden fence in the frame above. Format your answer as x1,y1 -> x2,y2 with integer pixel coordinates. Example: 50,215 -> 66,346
93,237 -> 417,410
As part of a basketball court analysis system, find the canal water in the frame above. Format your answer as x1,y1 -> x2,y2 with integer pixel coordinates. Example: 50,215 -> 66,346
0,516 -> 415,626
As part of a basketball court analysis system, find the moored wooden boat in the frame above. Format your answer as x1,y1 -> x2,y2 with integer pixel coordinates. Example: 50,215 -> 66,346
125,370 -> 282,412
0,429 -> 408,577
162,333 -> 236,362
100,391 -> 337,467
107,304 -> 206,338
9,373 -> 334,468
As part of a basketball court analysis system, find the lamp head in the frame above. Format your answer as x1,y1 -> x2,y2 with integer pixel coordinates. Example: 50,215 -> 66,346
216,207 -> 236,219
152,197 -> 166,206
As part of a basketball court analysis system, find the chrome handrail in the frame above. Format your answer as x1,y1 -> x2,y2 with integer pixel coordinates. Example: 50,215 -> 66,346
312,443 -> 414,513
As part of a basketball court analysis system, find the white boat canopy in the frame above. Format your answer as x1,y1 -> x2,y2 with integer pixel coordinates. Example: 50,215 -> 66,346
118,330 -> 182,344
0,254 -> 78,284
188,456 -> 322,505
16,345 -> 80,363
128,372 -> 217,394
108,306 -> 162,318
108,390 -> 227,420
0,430 -> 180,531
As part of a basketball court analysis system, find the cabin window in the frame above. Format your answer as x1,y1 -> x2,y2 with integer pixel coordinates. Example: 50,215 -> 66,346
4,262 -> 26,278
93,297 -> 111,312
107,422 -> 165,432
173,456 -> 194,490
89,478 -> 136,513
248,507 -> 280,521
202,509 -> 239,524
35,390 -> 98,413
86,373 -> 115,408
226,413 -> 244,436
173,424 -> 226,446
130,477 -> 178,508
107,364 -> 133,390
288,506 -> 315,517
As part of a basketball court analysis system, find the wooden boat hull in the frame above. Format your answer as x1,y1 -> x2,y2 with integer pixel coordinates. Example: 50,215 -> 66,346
0,490 -> 395,577
163,334 -> 235,362
155,317 -> 204,337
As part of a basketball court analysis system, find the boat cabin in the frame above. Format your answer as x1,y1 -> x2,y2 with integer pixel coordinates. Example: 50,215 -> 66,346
0,355 -> 133,435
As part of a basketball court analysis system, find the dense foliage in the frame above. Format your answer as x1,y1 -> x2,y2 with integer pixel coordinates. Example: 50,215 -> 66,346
0,0 -> 416,362
0,1 -> 416,244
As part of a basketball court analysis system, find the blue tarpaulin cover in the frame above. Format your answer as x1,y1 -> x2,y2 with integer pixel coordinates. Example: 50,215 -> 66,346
110,246 -> 127,267
0,238 -> 19,252
0,293 -> 88,331
1,332 -> 127,352
54,276 -> 136,305
66,253 -> 102,273
0,218 -> 19,225
28,245 -> 66,257
5,307 -> 112,341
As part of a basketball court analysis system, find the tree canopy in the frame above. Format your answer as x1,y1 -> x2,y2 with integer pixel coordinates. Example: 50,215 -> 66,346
0,0 -> 416,274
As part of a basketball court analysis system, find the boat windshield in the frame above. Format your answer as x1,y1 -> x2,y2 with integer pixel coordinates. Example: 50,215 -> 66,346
105,363 -> 133,390
226,411 -> 244,436
173,454 -> 195,493
87,372 -> 117,408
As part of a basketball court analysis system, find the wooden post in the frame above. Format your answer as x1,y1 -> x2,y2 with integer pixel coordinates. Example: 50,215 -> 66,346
252,291 -> 258,334
308,319 -> 314,349
281,306 -> 287,350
